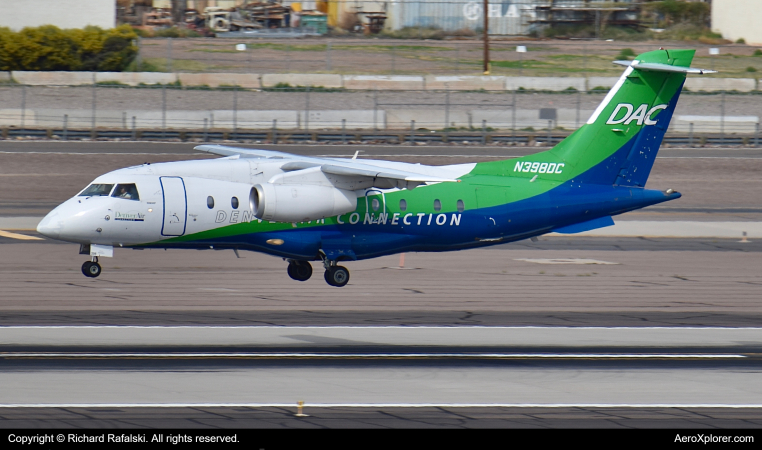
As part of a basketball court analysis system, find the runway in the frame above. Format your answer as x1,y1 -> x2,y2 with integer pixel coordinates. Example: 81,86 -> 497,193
1,141 -> 761,428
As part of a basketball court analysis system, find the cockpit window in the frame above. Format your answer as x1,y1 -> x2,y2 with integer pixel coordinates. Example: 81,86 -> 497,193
112,183 -> 140,201
79,184 -> 114,197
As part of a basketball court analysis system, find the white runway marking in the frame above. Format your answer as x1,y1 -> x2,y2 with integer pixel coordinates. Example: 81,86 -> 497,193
0,352 -> 745,359
515,258 -> 619,265
3,403 -> 762,409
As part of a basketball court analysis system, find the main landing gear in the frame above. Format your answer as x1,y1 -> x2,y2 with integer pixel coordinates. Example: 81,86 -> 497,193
287,260 -> 313,282
81,256 -> 102,278
285,259 -> 350,287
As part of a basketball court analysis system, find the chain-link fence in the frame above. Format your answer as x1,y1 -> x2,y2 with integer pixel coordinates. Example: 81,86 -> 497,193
0,84 -> 759,145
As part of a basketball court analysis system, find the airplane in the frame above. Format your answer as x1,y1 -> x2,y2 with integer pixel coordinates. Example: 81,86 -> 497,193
37,49 -> 713,287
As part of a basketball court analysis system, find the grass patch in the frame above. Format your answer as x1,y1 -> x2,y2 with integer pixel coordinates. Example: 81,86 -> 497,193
491,60 -> 550,69
262,82 -> 344,92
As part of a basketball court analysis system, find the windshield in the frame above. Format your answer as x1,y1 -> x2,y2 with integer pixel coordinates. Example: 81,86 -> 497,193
79,184 -> 114,197
112,183 -> 140,201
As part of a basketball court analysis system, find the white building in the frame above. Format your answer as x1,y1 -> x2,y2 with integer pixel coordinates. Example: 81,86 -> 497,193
0,0 -> 116,31
712,0 -> 762,45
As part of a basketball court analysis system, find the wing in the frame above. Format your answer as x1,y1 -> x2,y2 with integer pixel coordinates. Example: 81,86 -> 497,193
194,144 -> 466,189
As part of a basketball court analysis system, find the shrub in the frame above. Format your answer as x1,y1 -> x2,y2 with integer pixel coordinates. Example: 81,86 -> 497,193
736,38 -> 746,44
754,49 -> 762,56
617,48 -> 636,60
747,66 -> 757,73
0,24 -> 137,71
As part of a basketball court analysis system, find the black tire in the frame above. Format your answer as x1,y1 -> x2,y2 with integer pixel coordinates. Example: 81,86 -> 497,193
82,261 -> 101,278
324,266 -> 349,287
287,261 -> 312,282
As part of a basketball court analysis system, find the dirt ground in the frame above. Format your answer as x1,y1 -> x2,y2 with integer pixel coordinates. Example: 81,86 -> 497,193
139,37 -> 762,77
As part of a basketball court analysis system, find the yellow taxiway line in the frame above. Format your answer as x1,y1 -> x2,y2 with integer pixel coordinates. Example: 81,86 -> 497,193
0,230 -> 43,240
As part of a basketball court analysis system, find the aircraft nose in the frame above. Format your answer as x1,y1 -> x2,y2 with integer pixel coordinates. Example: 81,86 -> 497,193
36,211 -> 62,239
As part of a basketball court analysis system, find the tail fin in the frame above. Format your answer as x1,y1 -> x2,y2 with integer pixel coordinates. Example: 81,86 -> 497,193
487,49 -> 711,187
556,49 -> 696,187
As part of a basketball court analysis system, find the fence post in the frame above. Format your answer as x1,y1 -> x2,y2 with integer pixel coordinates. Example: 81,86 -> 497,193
20,85 -> 26,130
444,88 -> 450,140
326,41 -> 332,71
162,85 -> 167,139
481,119 -> 486,145
689,122 -> 694,148
547,120 -> 552,146
286,44 -> 291,72
203,118 -> 209,142
373,89 -> 378,131
720,91 -> 725,146
342,118 -> 347,144
409,120 -> 415,144
62,114 -> 68,141
272,119 -> 277,144
756,122 -> 760,148
305,85 -> 310,131
131,116 -> 137,140
122,112 -> 127,129
391,45 -> 396,75
575,89 -> 581,129
91,75 -> 97,136
136,36 -> 142,71
511,89 -> 516,144
167,37 -> 173,72
233,85 -> 238,140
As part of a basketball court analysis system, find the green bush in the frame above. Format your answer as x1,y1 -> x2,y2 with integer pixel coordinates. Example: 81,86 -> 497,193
617,48 -> 636,60
754,49 -> 762,56
0,24 -> 137,71
747,66 -> 757,73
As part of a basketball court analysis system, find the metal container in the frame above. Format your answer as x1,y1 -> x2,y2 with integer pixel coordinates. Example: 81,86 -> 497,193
385,0 -> 541,36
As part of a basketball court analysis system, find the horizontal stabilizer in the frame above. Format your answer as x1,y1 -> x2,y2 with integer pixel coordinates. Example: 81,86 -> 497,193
553,216 -> 615,234
613,60 -> 717,74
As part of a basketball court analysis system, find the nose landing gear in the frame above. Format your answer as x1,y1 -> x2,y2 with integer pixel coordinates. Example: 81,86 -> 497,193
322,259 -> 349,287
81,257 -> 102,278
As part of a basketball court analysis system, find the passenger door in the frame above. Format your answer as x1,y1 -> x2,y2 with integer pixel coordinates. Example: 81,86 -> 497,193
160,176 -> 187,236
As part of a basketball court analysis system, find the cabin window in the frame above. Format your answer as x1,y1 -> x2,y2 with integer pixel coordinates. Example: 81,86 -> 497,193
457,199 -> 465,212
399,199 -> 407,211
112,184 -> 140,201
79,184 -> 114,197
207,196 -> 215,209
371,198 -> 380,211
433,199 -> 441,212
231,197 -> 239,209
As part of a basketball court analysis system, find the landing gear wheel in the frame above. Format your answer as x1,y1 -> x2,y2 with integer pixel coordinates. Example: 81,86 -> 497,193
81,261 -> 101,278
287,260 -> 313,281
324,265 -> 349,287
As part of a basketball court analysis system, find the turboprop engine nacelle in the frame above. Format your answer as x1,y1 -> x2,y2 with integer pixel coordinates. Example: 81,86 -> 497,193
251,184 -> 358,223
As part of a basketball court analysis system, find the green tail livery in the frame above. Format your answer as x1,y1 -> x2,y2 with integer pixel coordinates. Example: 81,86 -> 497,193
37,49 -> 713,286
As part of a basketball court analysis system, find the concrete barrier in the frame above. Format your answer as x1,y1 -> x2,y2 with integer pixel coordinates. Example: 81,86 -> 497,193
12,71 -> 96,86
96,72 -> 177,86
297,110 -> 385,129
0,72 -> 11,82
586,77 -> 620,90
505,77 -> 586,91
344,75 -> 425,90
177,73 -> 260,88
685,77 -> 756,92
0,109 -> 35,126
424,76 -> 505,91
261,74 -> 343,88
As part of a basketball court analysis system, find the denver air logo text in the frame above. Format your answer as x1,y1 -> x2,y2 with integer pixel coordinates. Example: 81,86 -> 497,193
606,103 -> 668,126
